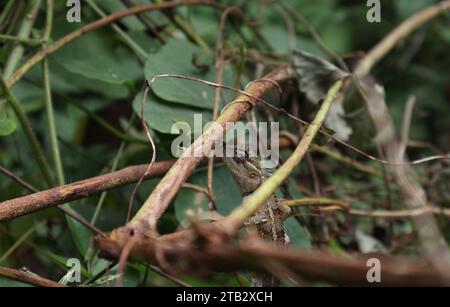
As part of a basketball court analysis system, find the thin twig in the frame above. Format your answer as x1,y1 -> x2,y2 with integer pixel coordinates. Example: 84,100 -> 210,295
145,74 -> 450,167
207,7 -> 242,211
0,165 -> 104,236
126,85 -> 156,223
282,198 -> 450,218
0,267 -> 64,287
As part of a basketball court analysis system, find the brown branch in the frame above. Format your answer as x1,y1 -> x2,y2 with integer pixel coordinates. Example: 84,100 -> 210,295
0,267 -> 64,287
1,135 -> 381,222
0,160 -> 176,221
94,224 -> 450,286
0,166 -> 104,235
354,0 -> 450,78
129,65 -> 293,231
4,0 -> 225,89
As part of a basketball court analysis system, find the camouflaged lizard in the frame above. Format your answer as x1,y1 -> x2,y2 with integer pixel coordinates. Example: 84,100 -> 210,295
223,147 -> 291,287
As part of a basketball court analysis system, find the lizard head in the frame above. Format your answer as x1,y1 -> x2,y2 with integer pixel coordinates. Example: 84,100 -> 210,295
222,145 -> 268,195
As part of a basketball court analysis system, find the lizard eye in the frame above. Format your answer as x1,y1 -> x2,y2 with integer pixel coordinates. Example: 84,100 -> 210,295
249,172 -> 257,178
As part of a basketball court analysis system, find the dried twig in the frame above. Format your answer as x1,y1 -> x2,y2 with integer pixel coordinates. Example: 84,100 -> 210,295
283,198 -> 450,218
0,160 -> 177,221
0,267 -> 64,287
0,166 -> 103,235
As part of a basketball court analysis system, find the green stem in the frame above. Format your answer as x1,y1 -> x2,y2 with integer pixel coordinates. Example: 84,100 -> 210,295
0,34 -> 42,45
224,79 -> 344,233
5,0 -> 223,89
90,143 -> 126,225
3,0 -> 42,79
282,197 -> 350,209
86,0 -> 148,61
43,60 -> 63,183
0,0 -> 15,29
42,0 -> 63,185
0,73 -> 54,187
42,0 -> 53,42
172,14 -> 210,51
154,0 -> 210,51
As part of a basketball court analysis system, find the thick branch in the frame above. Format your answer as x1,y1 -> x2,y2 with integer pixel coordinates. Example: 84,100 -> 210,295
94,224 -> 450,286
0,160 -> 176,221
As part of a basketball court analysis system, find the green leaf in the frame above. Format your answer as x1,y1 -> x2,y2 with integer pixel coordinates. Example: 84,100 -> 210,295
132,90 -> 212,134
34,244 -> 90,278
65,210 -> 93,257
285,216 -> 312,248
175,165 -> 242,223
47,21 -> 142,98
145,39 -> 234,109
0,118 -> 17,136
54,57 -> 132,84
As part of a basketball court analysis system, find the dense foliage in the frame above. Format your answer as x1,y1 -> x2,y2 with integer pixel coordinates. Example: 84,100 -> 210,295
0,0 -> 449,287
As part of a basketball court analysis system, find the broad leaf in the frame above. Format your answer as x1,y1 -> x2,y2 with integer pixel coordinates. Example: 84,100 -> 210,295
175,165 -> 242,223
0,118 -> 17,136
145,39 -> 234,109
132,90 -> 212,134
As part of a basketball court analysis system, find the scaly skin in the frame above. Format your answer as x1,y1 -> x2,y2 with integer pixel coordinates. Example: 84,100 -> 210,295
223,146 -> 291,287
